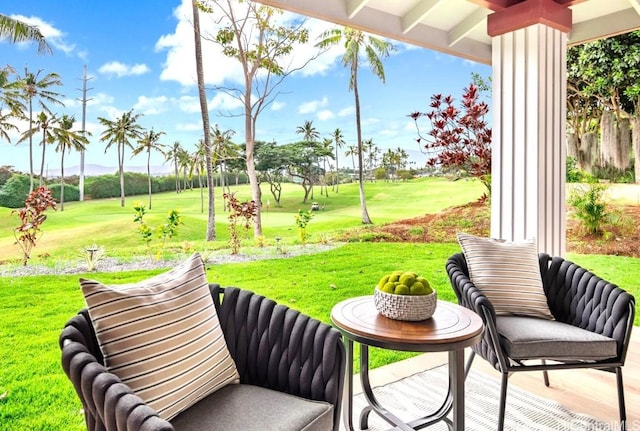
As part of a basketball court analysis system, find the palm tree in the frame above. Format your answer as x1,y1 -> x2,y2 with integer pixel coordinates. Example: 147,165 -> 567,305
165,141 -> 183,193
16,68 -> 63,192
53,114 -> 89,210
345,144 -> 357,177
0,65 -> 23,121
331,128 -> 344,192
98,109 -> 144,207
191,139 -> 207,213
211,125 -> 238,209
0,67 -> 20,143
320,137 -> 334,197
296,120 -> 321,197
0,108 -> 17,143
18,110 -> 56,186
296,120 -> 320,143
132,129 -> 166,209
363,138 -> 380,181
0,14 -> 51,54
317,28 -> 393,224
36,111 -> 55,184
177,147 -> 192,191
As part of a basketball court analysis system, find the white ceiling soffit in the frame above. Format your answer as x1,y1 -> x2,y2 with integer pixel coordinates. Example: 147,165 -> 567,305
251,0 -> 640,65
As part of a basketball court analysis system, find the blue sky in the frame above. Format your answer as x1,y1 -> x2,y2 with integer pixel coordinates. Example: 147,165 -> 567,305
1,0 -> 491,175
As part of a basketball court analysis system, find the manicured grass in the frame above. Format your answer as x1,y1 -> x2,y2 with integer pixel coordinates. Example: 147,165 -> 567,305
1,177 -> 638,431
0,177 -> 484,263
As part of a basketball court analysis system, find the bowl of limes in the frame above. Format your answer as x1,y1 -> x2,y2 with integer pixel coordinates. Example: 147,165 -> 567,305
374,271 -> 437,321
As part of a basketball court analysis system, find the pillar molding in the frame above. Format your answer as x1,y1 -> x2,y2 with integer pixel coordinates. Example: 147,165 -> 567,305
490,23 -> 567,256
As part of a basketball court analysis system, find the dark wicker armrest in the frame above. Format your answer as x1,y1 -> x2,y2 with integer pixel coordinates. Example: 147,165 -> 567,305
446,253 -> 503,369
60,312 -> 174,431
446,253 -> 496,318
211,285 -> 345,430
541,255 -> 636,356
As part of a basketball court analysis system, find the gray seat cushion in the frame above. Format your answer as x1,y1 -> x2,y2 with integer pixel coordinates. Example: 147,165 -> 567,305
496,316 -> 618,361
170,383 -> 334,431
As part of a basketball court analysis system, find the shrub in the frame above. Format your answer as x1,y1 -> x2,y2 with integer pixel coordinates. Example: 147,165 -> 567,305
86,174 -> 121,199
568,182 -> 612,235
48,184 -> 80,202
224,192 -> 258,255
12,186 -> 57,265
565,156 -> 593,183
295,209 -> 314,246
0,174 -> 31,208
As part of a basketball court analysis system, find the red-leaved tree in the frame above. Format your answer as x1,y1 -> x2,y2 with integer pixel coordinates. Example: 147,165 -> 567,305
13,186 -> 57,265
409,83 -> 492,194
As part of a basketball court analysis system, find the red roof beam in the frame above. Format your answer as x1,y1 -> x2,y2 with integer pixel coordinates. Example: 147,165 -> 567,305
486,0 -> 573,36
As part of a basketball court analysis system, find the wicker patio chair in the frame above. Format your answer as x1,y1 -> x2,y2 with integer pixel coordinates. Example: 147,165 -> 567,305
60,284 -> 346,431
446,252 -> 635,431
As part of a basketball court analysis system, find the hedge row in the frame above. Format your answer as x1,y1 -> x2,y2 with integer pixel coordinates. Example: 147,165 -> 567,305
0,172 -> 250,208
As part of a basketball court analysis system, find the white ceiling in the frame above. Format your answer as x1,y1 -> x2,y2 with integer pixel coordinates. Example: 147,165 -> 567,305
251,0 -> 640,65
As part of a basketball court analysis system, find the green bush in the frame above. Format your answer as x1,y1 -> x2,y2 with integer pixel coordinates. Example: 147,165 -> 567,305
48,184 -> 80,202
566,156 -> 593,183
85,174 -> 121,199
568,182 -> 611,235
0,174 -> 30,208
592,164 -> 635,183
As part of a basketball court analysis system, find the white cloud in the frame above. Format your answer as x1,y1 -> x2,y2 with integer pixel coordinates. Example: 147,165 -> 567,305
98,61 -> 151,78
379,128 -> 398,137
271,101 -> 286,111
317,110 -> 334,121
209,92 -> 244,111
156,0 -> 329,88
298,96 -> 328,114
12,14 -> 76,55
133,96 -> 169,115
177,96 -> 201,113
338,106 -> 354,117
176,122 -> 204,132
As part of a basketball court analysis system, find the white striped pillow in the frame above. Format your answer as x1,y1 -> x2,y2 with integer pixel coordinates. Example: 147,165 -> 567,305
457,233 -> 554,319
80,253 -> 239,421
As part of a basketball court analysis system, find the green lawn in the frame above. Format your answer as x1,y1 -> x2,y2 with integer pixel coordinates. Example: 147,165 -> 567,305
0,177 -> 484,263
0,177 -> 638,431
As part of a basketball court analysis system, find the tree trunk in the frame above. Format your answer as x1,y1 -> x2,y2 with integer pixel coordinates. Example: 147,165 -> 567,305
28,100 -> 34,193
245,88 -> 262,238
566,132 -> 580,164
617,117 -> 631,171
353,67 -> 372,224
39,130 -> 46,186
119,143 -> 125,207
632,116 -> 640,184
60,150 -> 65,211
582,132 -> 599,174
600,110 -> 616,170
192,0 -> 215,241
147,149 -> 152,209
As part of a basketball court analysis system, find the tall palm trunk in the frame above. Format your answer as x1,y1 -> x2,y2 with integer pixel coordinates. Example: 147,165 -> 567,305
60,149 -> 66,211
39,128 -> 47,186
335,144 -> 339,193
353,65 -> 372,224
28,99 -> 34,192
146,148 -> 152,209
118,141 -> 125,207
192,0 -> 215,240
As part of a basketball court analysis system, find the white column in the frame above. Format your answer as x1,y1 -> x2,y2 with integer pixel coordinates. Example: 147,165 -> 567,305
490,24 -> 567,256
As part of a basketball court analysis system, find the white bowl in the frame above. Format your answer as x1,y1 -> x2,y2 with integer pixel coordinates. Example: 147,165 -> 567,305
374,287 -> 437,321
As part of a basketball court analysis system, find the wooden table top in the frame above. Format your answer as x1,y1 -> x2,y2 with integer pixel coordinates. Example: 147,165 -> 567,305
331,296 -> 484,352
